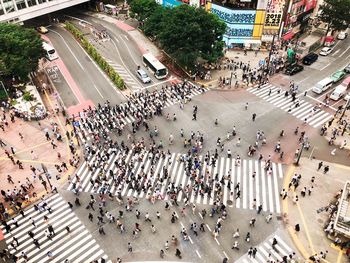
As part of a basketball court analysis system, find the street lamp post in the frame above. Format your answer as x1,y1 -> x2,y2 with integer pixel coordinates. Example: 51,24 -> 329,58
294,142 -> 305,166
41,163 -> 53,190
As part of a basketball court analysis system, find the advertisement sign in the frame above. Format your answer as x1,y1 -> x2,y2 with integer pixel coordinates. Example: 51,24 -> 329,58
225,24 -> 254,37
263,0 -> 284,29
211,4 -> 256,24
162,0 -> 182,7
264,13 -> 282,27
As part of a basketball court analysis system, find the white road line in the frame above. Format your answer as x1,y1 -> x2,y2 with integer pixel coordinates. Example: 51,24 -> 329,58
214,238 -> 220,245
320,62 -> 331,71
223,251 -> 229,259
196,250 -> 201,258
93,84 -> 104,98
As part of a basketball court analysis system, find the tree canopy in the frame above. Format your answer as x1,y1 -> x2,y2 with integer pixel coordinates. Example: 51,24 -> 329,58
130,0 -> 226,71
319,0 -> 350,31
130,0 -> 159,22
0,23 -> 44,80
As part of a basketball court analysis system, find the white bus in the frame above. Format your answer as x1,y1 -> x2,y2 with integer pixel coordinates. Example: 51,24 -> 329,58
142,53 -> 168,79
42,42 -> 58,61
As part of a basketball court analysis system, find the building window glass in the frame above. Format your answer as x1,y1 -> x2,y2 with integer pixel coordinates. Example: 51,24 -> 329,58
27,0 -> 36,6
38,0 -> 44,4
16,0 -> 27,10
3,0 -> 16,13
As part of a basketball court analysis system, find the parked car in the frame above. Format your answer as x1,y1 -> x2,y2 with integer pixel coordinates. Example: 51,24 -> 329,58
302,52 -> 318,65
337,31 -> 348,40
330,70 -> 346,83
37,26 -> 48,34
345,63 -> 350,73
136,69 -> 151,83
319,47 -> 333,56
285,64 -> 304,75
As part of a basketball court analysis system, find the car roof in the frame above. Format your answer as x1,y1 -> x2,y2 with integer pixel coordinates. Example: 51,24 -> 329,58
137,69 -> 147,74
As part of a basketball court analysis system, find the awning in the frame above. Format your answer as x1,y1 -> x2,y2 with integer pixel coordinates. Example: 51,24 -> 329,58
244,39 -> 262,44
282,31 -> 295,41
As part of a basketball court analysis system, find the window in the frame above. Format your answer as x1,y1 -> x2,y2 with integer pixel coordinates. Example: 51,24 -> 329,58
16,0 -> 27,10
3,0 -> 16,13
27,0 -> 37,7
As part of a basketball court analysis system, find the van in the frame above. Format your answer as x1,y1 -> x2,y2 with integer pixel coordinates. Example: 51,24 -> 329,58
312,77 -> 334,94
330,85 -> 347,100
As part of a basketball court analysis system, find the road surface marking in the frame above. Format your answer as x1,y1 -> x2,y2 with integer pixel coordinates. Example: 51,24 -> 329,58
124,35 -> 129,41
320,62 -> 331,71
196,250 -> 201,258
214,238 -> 220,245
223,251 -> 229,259
49,29 -> 85,71
93,84 -> 104,98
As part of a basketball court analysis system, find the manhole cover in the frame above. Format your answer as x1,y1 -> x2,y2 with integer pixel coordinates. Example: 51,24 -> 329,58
317,218 -> 324,223
227,200 -> 233,205
281,84 -> 286,87
235,56 -> 239,59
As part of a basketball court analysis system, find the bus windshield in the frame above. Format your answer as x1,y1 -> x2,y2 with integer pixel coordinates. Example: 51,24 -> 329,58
142,53 -> 168,79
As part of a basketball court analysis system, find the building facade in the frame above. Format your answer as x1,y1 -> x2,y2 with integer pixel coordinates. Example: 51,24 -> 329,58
0,0 -> 88,23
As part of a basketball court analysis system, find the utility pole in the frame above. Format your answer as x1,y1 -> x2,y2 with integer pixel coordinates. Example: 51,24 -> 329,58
295,142 -> 305,166
266,34 -> 276,76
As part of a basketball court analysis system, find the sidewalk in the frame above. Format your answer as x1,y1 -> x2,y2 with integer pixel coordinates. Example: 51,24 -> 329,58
282,158 -> 349,263
0,74 -> 77,220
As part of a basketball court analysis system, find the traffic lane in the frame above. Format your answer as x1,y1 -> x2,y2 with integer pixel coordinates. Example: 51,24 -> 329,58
80,14 -> 163,85
51,26 -> 126,104
288,37 -> 350,86
48,26 -> 125,105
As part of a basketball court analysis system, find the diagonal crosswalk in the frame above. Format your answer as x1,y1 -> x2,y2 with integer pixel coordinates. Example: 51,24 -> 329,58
68,150 -> 283,214
247,84 -> 333,128
238,234 -> 295,263
1,194 -> 110,263
75,83 -> 209,143
106,60 -> 142,90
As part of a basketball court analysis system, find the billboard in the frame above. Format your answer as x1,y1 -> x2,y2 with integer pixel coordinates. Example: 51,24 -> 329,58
211,4 -> 256,24
264,0 -> 284,29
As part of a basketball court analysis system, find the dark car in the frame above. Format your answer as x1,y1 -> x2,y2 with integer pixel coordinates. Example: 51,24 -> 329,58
285,64 -> 304,75
302,52 -> 318,65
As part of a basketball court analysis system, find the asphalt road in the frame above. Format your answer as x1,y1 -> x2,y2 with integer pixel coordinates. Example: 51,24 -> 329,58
46,25 -> 126,106
285,33 -> 350,109
71,13 -> 174,91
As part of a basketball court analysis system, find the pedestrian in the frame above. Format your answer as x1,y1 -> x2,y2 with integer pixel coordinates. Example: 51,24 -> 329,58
160,249 -> 165,258
33,239 -> 40,249
232,241 -> 239,250
99,226 -> 106,235
295,224 -> 300,232
65,226 -> 70,233
323,165 -> 329,174
47,251 -> 53,259
317,161 -> 323,171
68,202 -> 73,209
128,243 -> 132,253
88,213 -> 93,222
252,113 -> 256,121
175,248 -> 182,258
156,211 -> 161,219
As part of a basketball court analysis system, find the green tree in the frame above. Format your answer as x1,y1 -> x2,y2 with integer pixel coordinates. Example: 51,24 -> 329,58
130,0 -> 159,22
150,4 -> 226,70
0,23 -> 44,80
319,0 -> 350,32
143,6 -> 169,37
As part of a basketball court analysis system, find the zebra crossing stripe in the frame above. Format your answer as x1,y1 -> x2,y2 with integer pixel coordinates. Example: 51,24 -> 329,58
247,85 -> 333,128
2,194 -> 109,263
272,163 -> 281,214
70,153 -> 283,213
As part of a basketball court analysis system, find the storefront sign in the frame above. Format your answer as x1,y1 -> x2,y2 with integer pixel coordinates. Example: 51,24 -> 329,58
211,4 -> 256,24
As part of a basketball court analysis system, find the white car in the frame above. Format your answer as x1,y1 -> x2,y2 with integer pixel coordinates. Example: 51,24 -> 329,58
337,31 -> 348,40
136,69 -> 151,84
344,92 -> 350,101
319,47 -> 333,56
